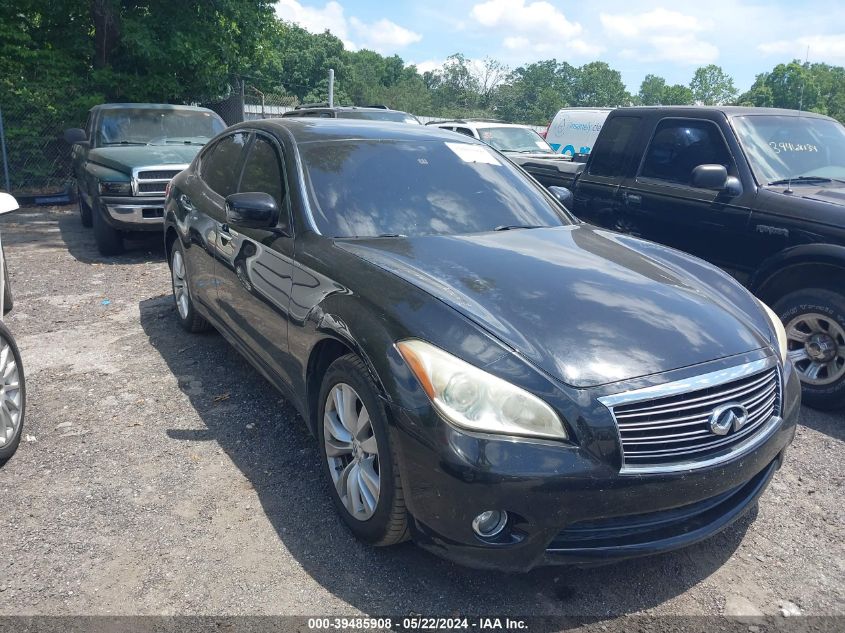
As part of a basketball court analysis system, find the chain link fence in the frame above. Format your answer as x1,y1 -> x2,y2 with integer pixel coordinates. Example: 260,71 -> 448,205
0,81 -> 301,201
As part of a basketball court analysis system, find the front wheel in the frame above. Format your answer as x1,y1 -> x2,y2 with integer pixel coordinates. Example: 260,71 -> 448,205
78,188 -> 92,228
774,288 -> 845,410
317,354 -> 409,545
92,202 -> 124,256
0,321 -> 26,466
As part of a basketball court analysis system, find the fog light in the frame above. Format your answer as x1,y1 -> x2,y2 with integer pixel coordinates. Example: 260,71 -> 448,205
472,510 -> 508,538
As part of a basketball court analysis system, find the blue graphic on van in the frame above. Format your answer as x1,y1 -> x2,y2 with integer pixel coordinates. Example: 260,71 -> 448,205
550,144 -> 592,156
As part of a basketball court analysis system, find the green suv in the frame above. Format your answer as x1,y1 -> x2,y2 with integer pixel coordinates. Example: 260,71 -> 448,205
64,103 -> 226,255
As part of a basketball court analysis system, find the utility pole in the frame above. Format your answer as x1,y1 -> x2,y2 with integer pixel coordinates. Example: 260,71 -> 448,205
328,68 -> 335,107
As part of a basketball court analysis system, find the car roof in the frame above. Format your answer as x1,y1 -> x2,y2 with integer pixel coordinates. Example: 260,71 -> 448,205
234,117 -> 484,144
617,105 -> 834,120
284,106 -> 411,114
434,120 -> 536,130
90,103 -> 219,114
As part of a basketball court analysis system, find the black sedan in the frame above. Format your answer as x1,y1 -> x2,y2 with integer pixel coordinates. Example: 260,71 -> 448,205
163,119 -> 799,571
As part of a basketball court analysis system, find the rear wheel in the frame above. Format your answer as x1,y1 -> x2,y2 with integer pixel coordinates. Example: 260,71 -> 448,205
170,240 -> 210,333
773,288 -> 845,410
317,354 -> 409,545
92,202 -> 124,256
0,321 -> 25,466
78,188 -> 92,227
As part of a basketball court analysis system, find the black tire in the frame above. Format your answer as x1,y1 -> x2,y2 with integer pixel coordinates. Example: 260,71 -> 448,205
169,240 -> 210,333
317,353 -> 409,546
92,201 -> 124,256
78,188 -> 93,228
0,321 -> 26,467
2,244 -> 12,314
773,288 -> 845,411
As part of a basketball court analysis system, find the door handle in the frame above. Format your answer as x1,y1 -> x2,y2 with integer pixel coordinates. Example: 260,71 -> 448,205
219,223 -> 232,245
625,192 -> 642,206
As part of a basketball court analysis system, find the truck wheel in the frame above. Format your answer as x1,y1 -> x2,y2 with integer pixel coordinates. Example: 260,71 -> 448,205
773,288 -> 845,411
78,188 -> 92,228
92,202 -> 124,256
0,321 -> 26,467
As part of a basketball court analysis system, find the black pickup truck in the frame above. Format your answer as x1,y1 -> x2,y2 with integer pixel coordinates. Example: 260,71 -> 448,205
527,106 -> 845,410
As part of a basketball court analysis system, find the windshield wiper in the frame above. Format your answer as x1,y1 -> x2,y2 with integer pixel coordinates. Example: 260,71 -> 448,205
768,176 -> 832,186
493,224 -> 548,231
335,233 -> 407,239
159,140 -> 206,145
104,141 -> 149,146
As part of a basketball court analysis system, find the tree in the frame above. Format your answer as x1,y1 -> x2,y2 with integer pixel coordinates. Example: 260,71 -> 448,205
690,64 -> 738,105
662,84 -> 694,105
494,59 -> 577,124
638,74 -> 667,105
572,62 -> 631,107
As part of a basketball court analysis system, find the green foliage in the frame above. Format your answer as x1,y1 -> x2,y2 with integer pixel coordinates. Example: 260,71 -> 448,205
571,62 -> 631,108
738,61 -> 845,121
690,64 -> 738,105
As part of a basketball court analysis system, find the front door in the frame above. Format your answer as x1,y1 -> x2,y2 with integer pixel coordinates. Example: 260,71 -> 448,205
619,117 -> 754,277
214,132 -> 297,387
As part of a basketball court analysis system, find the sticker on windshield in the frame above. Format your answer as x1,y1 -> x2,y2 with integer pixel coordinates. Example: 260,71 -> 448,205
445,142 -> 501,165
768,141 -> 819,154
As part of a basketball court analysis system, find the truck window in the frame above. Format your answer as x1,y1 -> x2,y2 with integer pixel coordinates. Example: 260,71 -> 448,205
640,119 -> 733,185
200,132 -> 248,198
587,116 -> 641,178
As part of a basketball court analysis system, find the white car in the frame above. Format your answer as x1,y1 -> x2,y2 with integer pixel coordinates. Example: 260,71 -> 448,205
0,192 -> 25,466
544,107 -> 612,158
426,119 -> 559,160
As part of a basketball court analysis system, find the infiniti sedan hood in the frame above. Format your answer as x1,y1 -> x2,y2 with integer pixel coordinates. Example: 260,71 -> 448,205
338,225 -> 767,388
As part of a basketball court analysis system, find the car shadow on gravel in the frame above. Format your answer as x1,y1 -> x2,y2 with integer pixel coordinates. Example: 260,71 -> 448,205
57,209 -> 165,264
139,293 -> 752,617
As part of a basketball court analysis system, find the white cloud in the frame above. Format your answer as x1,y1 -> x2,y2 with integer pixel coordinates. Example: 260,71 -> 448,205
274,1 -> 421,53
759,34 -> 845,62
470,0 -> 601,58
600,8 -> 718,65
409,60 -> 444,74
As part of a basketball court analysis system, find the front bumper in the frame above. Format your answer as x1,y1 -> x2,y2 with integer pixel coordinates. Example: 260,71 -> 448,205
100,196 -> 165,231
389,359 -> 800,572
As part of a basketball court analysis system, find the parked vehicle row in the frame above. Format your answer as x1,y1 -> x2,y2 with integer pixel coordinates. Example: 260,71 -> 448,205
160,117 -> 798,571
522,106 -> 845,410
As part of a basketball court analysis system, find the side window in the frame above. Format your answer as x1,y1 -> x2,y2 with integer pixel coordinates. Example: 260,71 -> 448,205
588,116 -> 641,178
239,136 -> 286,212
200,132 -> 248,197
454,127 -> 475,138
85,113 -> 94,141
640,119 -> 734,185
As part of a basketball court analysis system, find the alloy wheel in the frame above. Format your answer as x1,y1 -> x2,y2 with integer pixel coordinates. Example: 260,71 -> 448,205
323,383 -> 381,520
0,336 -> 22,448
171,249 -> 189,320
785,312 -> 845,386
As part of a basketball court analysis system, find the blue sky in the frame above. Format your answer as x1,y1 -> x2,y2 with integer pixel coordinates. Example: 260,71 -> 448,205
275,0 -> 845,93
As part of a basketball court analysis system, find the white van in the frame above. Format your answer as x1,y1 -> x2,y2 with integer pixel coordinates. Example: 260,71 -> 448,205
544,108 -> 612,157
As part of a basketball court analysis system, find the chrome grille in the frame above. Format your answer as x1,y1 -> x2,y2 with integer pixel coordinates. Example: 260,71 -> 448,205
601,359 -> 782,472
132,166 -> 186,197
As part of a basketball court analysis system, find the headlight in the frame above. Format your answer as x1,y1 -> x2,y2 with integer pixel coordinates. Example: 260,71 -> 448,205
396,339 -> 567,440
98,181 -> 131,195
757,299 -> 788,364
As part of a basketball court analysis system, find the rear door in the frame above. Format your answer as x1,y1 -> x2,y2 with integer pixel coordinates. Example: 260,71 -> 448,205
214,131 -> 297,387
620,116 -> 754,274
180,131 -> 249,310
573,115 -> 644,229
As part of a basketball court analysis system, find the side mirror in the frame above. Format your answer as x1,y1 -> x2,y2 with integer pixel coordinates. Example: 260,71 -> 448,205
225,192 -> 278,229
691,164 -> 742,196
0,192 -> 19,215
63,128 -> 87,145
548,186 -> 574,209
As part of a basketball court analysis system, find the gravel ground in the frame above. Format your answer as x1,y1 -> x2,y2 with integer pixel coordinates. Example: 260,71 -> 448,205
0,206 -> 842,620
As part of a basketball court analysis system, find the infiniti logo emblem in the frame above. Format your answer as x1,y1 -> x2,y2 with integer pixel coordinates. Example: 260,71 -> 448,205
708,403 -> 749,436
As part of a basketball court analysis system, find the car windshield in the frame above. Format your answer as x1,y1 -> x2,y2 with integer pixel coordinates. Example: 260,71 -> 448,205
97,108 -> 226,146
478,126 -> 555,153
338,110 -> 420,124
733,114 -> 845,184
299,139 -> 570,238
